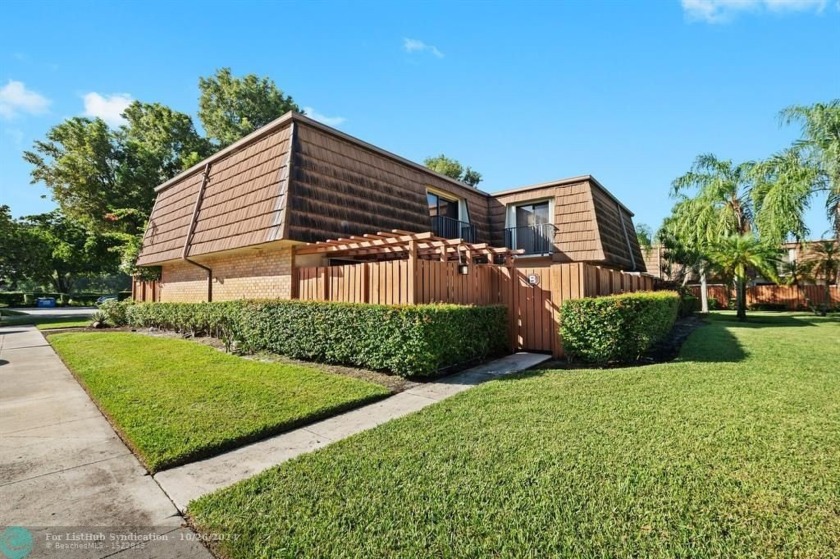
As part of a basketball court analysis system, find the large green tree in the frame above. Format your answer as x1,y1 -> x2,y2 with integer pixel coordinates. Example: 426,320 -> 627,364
0,205 -> 49,289
781,100 -> 840,238
751,100 -> 840,244
23,117 -> 122,231
18,211 -> 119,293
671,154 -> 754,235
23,102 -> 207,236
198,68 -> 301,147
710,235 -> 779,321
423,154 -> 482,187
666,154 -> 755,312
750,146 -> 820,245
23,101 -> 209,277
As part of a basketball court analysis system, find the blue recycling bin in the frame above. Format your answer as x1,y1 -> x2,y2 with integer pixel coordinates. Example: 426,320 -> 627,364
35,297 -> 57,308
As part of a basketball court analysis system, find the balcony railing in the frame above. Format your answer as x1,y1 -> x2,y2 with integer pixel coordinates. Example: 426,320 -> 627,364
504,223 -> 555,255
431,215 -> 475,242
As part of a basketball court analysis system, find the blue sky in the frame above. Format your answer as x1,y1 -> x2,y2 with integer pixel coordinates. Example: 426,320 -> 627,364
1,0 -> 838,237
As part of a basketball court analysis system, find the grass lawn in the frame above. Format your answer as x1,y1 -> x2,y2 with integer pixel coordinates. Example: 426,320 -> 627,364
49,332 -> 390,472
190,312 -> 840,558
35,318 -> 92,330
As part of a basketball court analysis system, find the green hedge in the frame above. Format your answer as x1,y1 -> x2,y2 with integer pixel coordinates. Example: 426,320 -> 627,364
125,300 -> 508,377
560,291 -> 680,365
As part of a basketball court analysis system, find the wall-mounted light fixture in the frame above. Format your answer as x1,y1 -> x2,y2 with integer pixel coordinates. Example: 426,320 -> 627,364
458,243 -> 470,275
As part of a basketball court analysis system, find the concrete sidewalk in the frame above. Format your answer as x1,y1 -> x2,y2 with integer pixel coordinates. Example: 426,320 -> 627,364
0,326 -> 212,558
155,351 -> 550,512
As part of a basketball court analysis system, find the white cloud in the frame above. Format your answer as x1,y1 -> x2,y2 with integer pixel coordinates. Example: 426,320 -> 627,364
0,80 -> 50,118
403,37 -> 444,58
682,0 -> 829,23
303,107 -> 347,127
82,92 -> 132,127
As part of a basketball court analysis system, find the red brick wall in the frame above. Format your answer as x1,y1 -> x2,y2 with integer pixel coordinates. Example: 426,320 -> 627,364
159,246 -> 293,302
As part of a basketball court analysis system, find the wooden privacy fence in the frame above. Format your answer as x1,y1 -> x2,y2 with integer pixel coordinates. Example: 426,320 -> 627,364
690,284 -> 840,310
296,260 -> 655,356
298,260 -> 507,306
132,279 -> 160,303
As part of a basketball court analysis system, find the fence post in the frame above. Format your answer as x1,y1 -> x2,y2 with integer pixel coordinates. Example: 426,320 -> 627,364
320,267 -> 329,301
407,241 -> 417,305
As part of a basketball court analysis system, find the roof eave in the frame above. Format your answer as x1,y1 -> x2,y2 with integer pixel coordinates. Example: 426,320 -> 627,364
491,175 -> 635,217
154,111 -> 491,196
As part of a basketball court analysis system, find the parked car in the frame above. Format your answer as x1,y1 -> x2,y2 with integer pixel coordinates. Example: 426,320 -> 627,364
96,295 -> 119,306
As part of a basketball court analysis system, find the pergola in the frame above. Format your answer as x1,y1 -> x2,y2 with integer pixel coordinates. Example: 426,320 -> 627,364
293,229 -> 523,263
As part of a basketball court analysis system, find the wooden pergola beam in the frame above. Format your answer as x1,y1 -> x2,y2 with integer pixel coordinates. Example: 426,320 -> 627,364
294,228 -> 523,259
295,231 -> 435,255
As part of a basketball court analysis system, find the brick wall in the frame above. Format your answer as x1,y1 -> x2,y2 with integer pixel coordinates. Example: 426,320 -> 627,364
159,247 -> 294,302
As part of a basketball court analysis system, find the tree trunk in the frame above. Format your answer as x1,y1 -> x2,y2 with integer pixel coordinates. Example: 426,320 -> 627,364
700,268 -> 709,314
737,277 -> 747,321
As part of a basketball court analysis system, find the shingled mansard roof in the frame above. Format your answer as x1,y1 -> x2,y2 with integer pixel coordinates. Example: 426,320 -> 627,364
137,111 -> 644,271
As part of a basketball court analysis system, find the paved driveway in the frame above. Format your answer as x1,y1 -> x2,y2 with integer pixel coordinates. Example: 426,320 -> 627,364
0,326 -> 212,558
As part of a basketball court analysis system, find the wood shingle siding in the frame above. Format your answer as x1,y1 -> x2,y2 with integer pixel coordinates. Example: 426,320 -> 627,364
136,123 -> 292,265
137,111 -> 644,274
288,122 -> 490,243
590,183 -> 644,270
136,171 -> 204,265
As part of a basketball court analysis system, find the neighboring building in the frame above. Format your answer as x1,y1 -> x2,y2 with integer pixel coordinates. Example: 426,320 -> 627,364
643,239 -> 838,285
136,112 -> 645,303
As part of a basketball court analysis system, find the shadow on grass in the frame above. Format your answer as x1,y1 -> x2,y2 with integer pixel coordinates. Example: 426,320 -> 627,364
677,321 -> 747,363
712,312 -> 823,328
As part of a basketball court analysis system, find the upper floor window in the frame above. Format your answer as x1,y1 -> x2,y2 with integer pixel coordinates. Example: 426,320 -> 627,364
428,192 -> 459,221
505,200 -> 553,255
427,190 -> 474,241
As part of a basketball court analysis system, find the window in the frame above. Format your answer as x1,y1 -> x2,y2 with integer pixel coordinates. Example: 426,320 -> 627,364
505,200 -> 553,255
427,192 -> 460,220
427,191 -> 474,241
515,202 -> 550,228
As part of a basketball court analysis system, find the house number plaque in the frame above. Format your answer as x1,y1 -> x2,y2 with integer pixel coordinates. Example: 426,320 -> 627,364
527,274 -> 540,286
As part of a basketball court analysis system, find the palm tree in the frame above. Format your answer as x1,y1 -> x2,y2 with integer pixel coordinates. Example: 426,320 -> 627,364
710,235 -> 779,321
669,154 -> 754,312
780,100 -> 840,240
672,154 -> 754,236
751,146 -> 821,246
801,240 -> 840,313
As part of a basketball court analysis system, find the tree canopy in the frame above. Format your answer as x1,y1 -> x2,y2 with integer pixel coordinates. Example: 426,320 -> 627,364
23,68 -> 304,277
198,67 -> 301,147
710,234 -> 779,321
423,154 -> 482,187
23,101 -> 209,237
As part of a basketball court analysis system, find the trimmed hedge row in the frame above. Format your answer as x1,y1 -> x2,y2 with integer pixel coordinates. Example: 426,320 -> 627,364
125,300 -> 508,378
560,291 -> 680,365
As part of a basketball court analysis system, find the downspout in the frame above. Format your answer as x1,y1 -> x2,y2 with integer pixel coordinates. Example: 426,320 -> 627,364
182,163 -> 213,301
617,202 -> 637,271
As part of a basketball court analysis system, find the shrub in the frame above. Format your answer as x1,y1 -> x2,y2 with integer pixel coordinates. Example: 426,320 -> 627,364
98,299 -> 133,326
678,294 -> 699,317
0,292 -> 26,307
560,291 -> 680,365
126,300 -> 508,377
